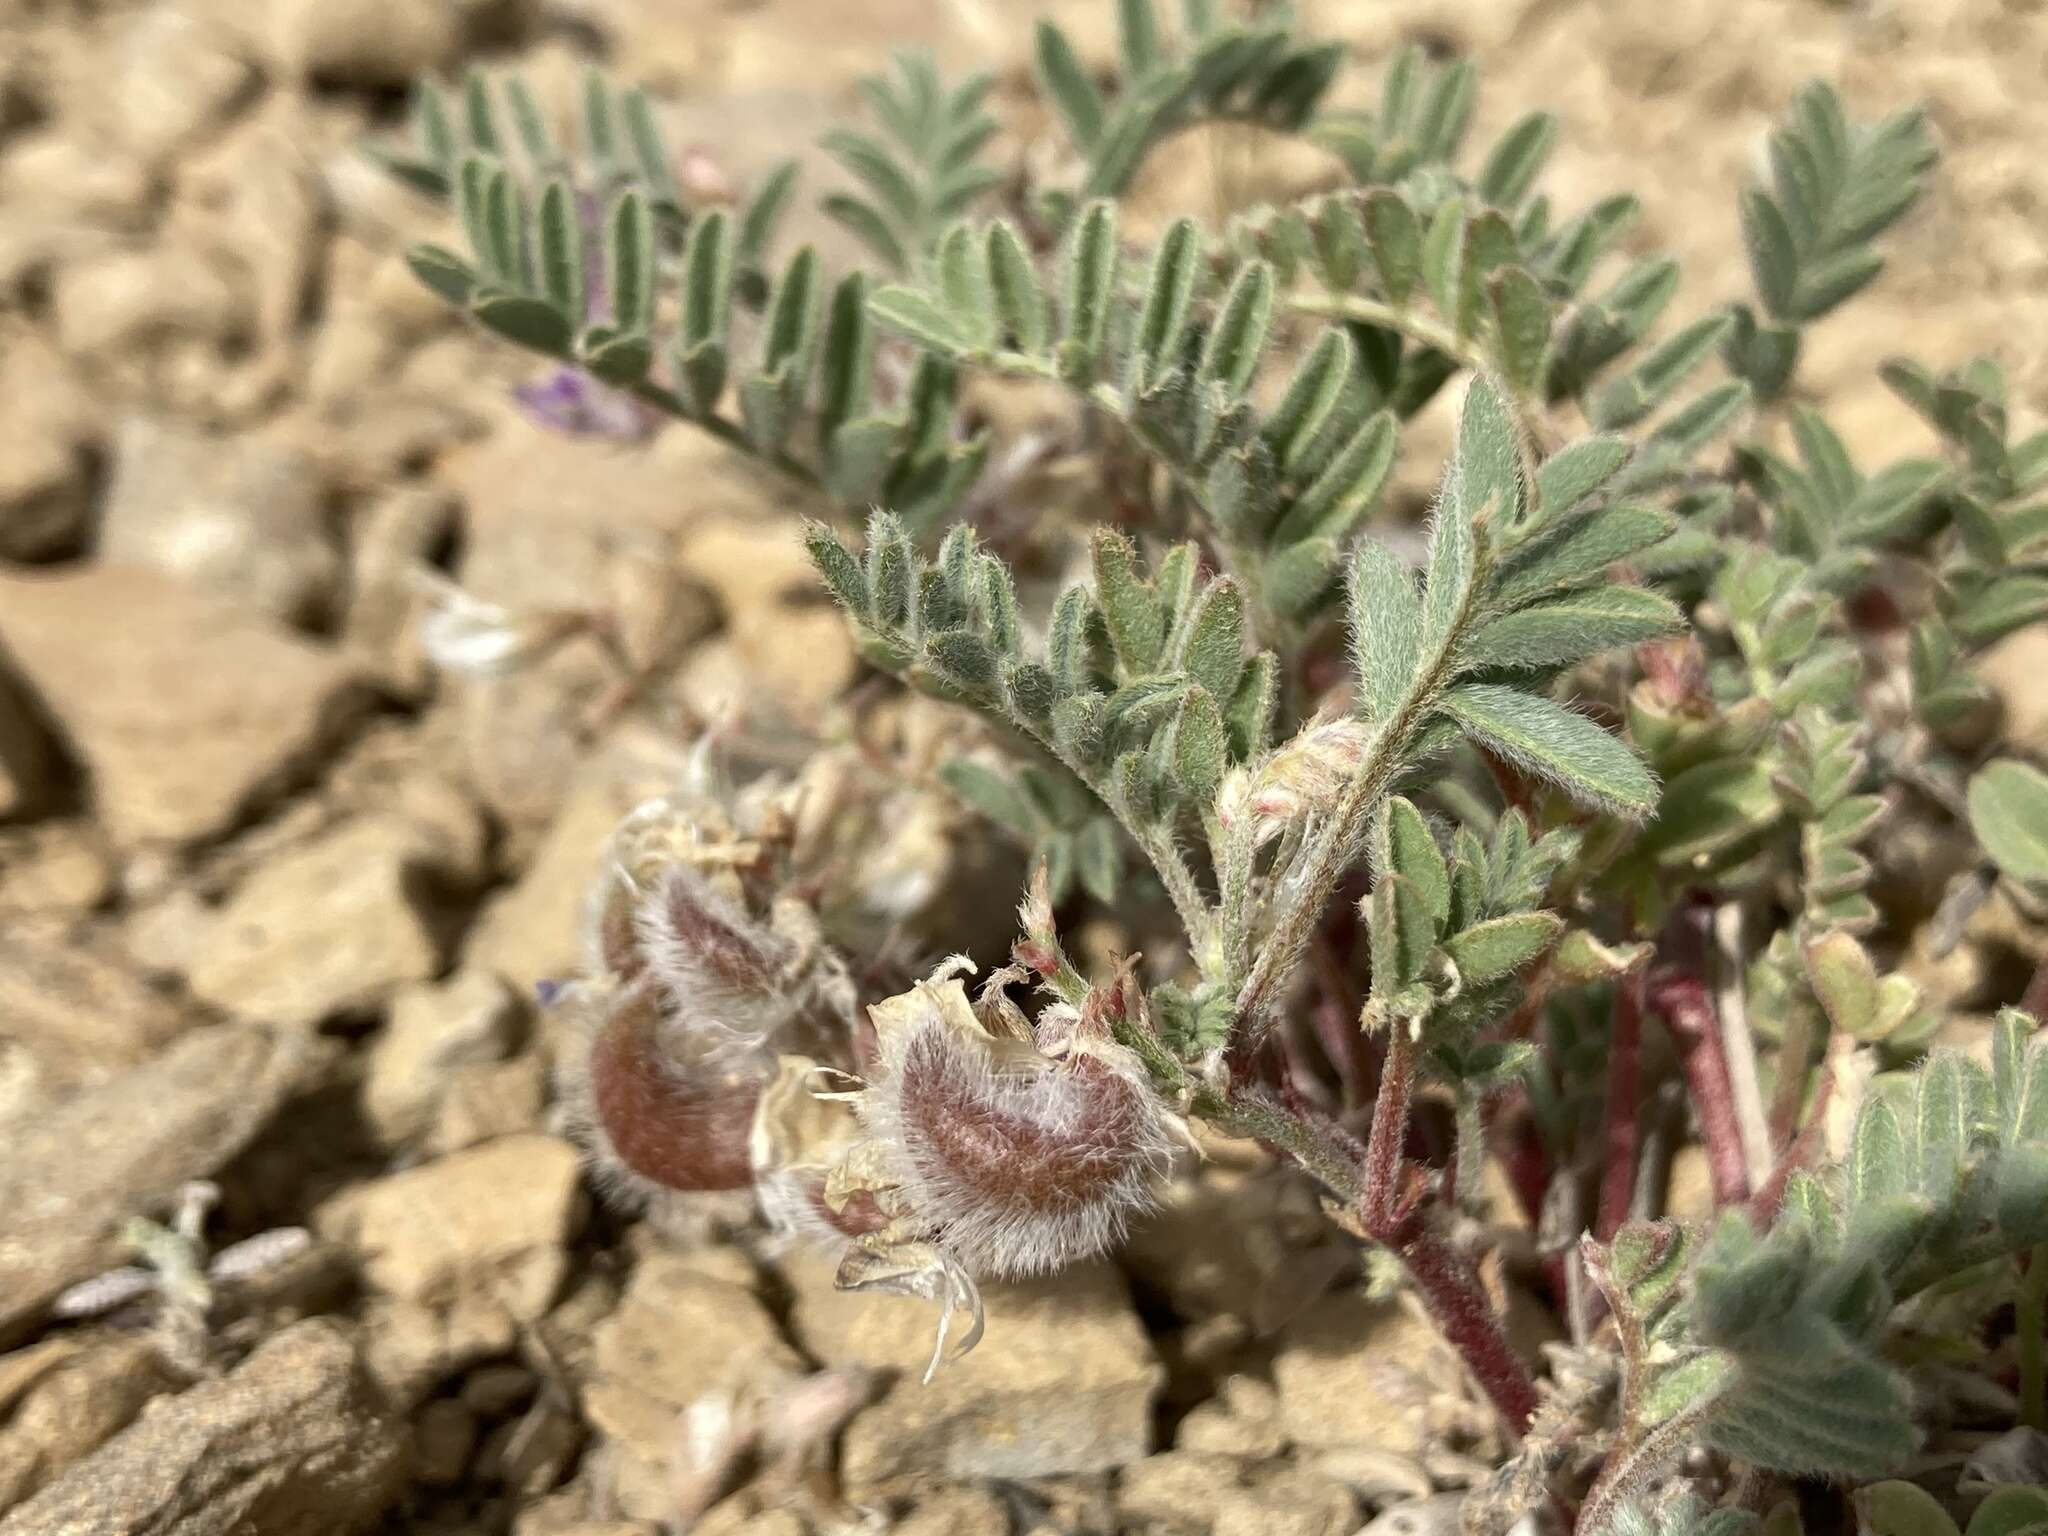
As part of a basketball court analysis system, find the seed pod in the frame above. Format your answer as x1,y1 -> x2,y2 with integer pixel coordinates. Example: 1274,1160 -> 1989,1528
635,865 -> 796,1046
584,982 -> 761,1193
855,977 -> 1177,1278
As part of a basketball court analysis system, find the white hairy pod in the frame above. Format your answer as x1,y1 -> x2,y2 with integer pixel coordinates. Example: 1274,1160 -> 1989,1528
851,976 -> 1179,1279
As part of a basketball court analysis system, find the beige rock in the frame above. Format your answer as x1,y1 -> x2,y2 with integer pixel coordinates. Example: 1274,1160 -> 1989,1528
890,1486 -> 1015,1535
344,486 -> 459,697
463,735 -> 685,989
1664,1145 -> 1717,1225
359,1295 -> 519,1411
426,1056 -> 549,1153
413,1398 -> 478,1487
0,1023 -> 304,1342
1356,1492 -> 1469,1536
51,244 -> 246,359
1118,1450 -> 1246,1531
583,1250 -> 805,1520
690,1505 -> 807,1536
0,130 -> 156,232
100,7 -> 255,168
0,930 -> 190,1119
476,1396 -> 584,1495
448,417 -> 784,609
171,98 -> 327,353
321,1134 -> 583,1319
306,305 -> 406,412
0,1319 -> 406,1536
1175,1372 -> 1285,1459
0,324 -> 100,560
1216,1466 -> 1358,1536
100,417 -> 341,627
1124,1154 -> 1347,1334
0,566 -> 369,847
0,1335 -> 178,1509
452,643 -> 620,848
272,0 -> 530,87
185,816 -> 450,1030
0,822 -> 114,917
1980,623 -> 2048,760
365,970 -> 525,1145
783,1250 -> 1161,1490
517,1520 -> 659,1536
1297,1446 -> 1434,1506
1270,1292 -> 1464,1462
0,661 -> 62,821
677,516 -> 857,722
324,719 -> 492,885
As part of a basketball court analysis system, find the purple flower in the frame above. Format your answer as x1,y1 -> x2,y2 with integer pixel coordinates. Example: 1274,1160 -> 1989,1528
513,367 -> 659,440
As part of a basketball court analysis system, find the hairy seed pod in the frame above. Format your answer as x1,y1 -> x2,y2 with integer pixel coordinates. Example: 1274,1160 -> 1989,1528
585,983 -> 761,1193
857,979 -> 1177,1278
635,865 -> 795,1044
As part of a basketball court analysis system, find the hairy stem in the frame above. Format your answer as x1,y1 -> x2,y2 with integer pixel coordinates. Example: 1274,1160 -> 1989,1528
1576,1407 -> 1716,1536
1009,716 -> 1217,956
626,377 -> 826,491
1231,565 -> 1480,1038
1398,1224 -> 1539,1435
1288,293 -> 1490,381
1750,1031 -> 1840,1224
1645,908 -> 1752,1207
1712,903 -> 1774,1187
1363,1027 -> 1415,1230
1596,975 -> 1646,1241
1650,969 -> 1752,1207
1202,1068 -> 1541,1441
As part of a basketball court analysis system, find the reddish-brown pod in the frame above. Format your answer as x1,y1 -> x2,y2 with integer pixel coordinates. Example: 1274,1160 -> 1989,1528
584,983 -> 761,1194
856,978 -> 1178,1278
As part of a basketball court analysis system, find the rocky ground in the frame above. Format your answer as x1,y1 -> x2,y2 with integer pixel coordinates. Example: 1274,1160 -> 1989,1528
2,0 -> 2047,1533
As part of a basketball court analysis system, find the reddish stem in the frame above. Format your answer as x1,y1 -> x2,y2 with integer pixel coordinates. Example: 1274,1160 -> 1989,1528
1362,1029 -> 1416,1230
1397,1224 -> 1539,1434
1596,973 -> 1646,1240
1350,1032 -> 1538,1435
1646,969 -> 1750,1207
1750,1032 -> 1841,1225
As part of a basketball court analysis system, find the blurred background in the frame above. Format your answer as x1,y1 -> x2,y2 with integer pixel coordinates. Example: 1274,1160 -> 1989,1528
1,1 -> 2046,1534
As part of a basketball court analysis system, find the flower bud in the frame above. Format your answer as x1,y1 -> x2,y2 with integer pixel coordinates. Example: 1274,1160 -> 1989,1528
1239,713 -> 1375,844
852,976 -> 1177,1278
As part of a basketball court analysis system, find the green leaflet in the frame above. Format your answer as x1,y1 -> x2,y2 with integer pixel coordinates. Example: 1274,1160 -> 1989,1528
1969,759 -> 2048,887
1443,910 -> 1561,984
1439,683 -> 1659,818
1461,586 -> 1685,674
1380,796 -> 1449,924
1347,539 -> 1422,724
1491,502 -> 1678,609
